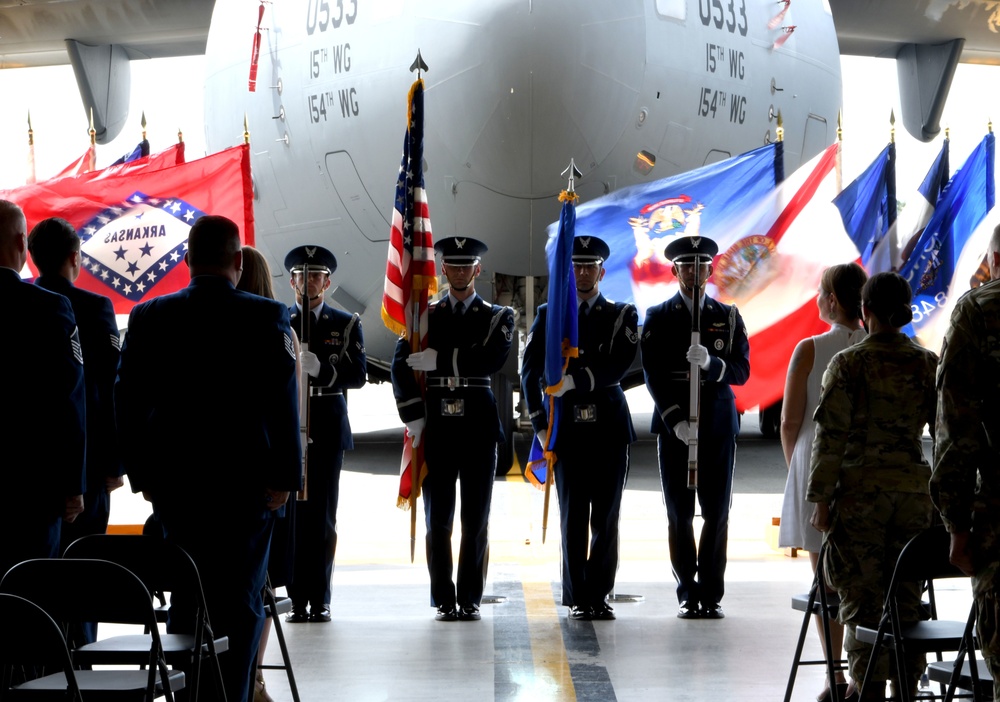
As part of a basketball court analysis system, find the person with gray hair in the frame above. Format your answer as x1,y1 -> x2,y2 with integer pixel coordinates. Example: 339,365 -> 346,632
0,200 -> 86,579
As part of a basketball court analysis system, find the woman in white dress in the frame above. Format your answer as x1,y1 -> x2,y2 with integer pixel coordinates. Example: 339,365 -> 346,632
779,262 -> 867,702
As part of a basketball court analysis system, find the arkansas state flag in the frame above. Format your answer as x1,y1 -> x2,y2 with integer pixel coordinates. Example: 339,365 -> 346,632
718,143 -> 861,411
2,143 -> 253,315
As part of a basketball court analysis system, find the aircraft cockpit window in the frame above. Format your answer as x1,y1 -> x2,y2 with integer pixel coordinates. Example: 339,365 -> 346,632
634,150 -> 656,176
655,0 -> 686,20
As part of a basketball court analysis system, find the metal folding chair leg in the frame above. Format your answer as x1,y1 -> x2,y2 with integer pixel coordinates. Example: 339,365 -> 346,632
259,579 -> 301,702
785,543 -> 848,702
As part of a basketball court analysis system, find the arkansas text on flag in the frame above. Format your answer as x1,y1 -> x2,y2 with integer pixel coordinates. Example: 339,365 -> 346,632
2,144 -> 253,314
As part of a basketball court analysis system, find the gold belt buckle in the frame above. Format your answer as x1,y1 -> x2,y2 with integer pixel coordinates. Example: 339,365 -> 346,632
441,398 -> 465,417
446,376 -> 458,390
574,404 -> 597,422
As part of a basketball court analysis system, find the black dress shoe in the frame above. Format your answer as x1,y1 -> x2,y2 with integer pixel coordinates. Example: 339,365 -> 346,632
458,604 -> 481,621
285,609 -> 309,624
568,606 -> 591,620
701,603 -> 725,619
677,601 -> 701,619
435,605 -> 459,622
591,603 -> 616,620
308,606 -> 332,623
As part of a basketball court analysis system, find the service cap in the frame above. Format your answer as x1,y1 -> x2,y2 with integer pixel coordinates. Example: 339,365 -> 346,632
284,245 -> 337,275
572,236 -> 610,264
664,236 -> 718,263
435,237 -> 488,265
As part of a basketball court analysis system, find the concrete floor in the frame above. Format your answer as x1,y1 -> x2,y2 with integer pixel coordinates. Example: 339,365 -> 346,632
109,383 -> 972,702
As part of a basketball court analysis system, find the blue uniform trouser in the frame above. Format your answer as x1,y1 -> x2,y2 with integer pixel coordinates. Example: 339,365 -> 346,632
422,436 -> 496,609
553,440 -> 629,608
657,431 -> 735,607
159,508 -> 273,702
288,441 -> 342,611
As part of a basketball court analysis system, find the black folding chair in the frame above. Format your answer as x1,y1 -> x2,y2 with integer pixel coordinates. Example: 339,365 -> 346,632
0,593 -> 84,701
784,540 -> 849,702
924,601 -> 993,702
0,559 -> 185,701
258,576 -> 301,702
856,525 -> 983,702
62,534 -> 228,702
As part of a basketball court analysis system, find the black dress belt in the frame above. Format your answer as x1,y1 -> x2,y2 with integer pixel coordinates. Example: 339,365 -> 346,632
310,387 -> 344,397
426,377 -> 491,389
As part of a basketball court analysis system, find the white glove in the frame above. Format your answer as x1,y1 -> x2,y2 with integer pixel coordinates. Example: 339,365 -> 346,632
551,373 -> 576,397
535,431 -> 548,450
686,343 -> 711,370
300,350 -> 321,377
406,418 -> 426,448
672,421 -> 692,446
406,348 -> 438,372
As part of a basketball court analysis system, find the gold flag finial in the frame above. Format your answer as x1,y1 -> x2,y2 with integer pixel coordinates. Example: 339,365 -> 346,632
890,109 -> 896,144
141,111 -> 147,140
88,107 -> 96,145
946,124 -> 951,140
244,113 -> 250,145
776,110 -> 784,143
989,118 -> 994,134
837,110 -> 843,143
177,127 -> 184,143
27,111 -> 33,146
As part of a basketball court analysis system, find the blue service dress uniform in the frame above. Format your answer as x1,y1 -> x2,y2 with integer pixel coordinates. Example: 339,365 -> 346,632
35,275 -> 122,551
0,267 -> 86,578
521,294 -> 639,609
288,301 -> 366,614
641,291 -> 750,609
116,275 -> 302,702
391,294 -> 514,610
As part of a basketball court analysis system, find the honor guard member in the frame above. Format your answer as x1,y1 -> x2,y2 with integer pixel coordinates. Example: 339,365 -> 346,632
0,200 -> 86,580
115,215 -> 302,702
391,236 -> 514,622
641,235 -> 750,620
284,244 -> 367,624
521,235 -> 638,621
28,218 -> 124,567
932,222 -> 1000,695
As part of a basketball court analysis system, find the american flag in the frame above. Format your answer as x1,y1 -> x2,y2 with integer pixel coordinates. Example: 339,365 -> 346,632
381,77 -> 436,509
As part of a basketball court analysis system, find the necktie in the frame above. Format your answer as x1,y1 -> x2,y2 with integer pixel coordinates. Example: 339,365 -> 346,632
454,301 -> 465,315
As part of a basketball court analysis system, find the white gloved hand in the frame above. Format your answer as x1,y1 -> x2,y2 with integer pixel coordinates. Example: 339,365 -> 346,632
405,348 -> 438,372
551,373 -> 576,397
406,418 -> 426,448
686,343 -> 711,370
300,350 -> 321,377
672,421 -> 692,446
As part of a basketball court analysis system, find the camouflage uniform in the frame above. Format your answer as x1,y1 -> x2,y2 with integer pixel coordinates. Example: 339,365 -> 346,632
807,331 -> 938,697
931,280 -> 1000,702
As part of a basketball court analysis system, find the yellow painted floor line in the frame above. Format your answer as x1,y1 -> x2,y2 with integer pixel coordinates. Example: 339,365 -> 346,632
523,580 -> 576,702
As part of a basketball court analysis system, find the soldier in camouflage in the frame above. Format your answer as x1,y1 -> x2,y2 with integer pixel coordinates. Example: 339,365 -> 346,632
807,272 -> 938,701
931,223 -> 1000,702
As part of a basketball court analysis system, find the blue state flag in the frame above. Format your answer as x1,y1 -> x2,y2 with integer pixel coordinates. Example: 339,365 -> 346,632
556,143 -> 782,321
899,132 -> 995,334
834,143 -> 896,270
526,193 -> 579,489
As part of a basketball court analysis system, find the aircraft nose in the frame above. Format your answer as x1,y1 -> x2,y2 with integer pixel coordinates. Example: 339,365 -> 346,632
424,0 -> 646,198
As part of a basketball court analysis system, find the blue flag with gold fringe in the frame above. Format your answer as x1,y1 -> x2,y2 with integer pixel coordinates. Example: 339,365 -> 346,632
526,192 -> 579,489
